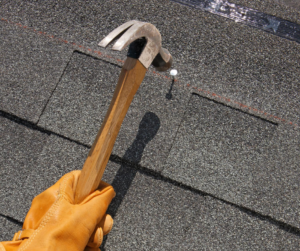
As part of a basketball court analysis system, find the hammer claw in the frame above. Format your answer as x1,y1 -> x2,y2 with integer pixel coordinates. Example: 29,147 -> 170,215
98,20 -> 139,48
99,20 -> 172,70
112,22 -> 147,51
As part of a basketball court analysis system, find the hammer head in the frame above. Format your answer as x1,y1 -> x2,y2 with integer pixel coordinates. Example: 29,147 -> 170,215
99,20 -> 172,72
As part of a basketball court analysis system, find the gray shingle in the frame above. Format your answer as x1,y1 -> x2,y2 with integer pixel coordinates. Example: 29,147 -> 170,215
22,135 -> 89,203
162,94 -> 300,228
101,161 -> 300,251
0,117 -> 48,221
0,216 -> 22,241
249,126 -> 300,227
1,0 -> 299,126
38,52 -> 189,171
0,117 -> 89,221
1,136 -> 299,249
0,0 -> 300,248
0,22 -> 73,122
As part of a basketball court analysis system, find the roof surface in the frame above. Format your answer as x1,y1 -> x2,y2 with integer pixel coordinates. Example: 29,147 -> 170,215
1,0 -> 300,250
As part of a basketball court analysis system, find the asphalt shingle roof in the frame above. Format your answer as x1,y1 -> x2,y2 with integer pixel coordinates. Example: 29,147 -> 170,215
1,0 -> 300,250
38,51 -> 190,171
163,94 -> 300,227
0,22 -> 72,122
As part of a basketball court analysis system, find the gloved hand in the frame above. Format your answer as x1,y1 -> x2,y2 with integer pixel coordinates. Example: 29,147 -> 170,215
0,170 -> 115,251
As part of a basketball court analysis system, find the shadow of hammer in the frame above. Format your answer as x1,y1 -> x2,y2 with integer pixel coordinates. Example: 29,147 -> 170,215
74,20 -> 173,203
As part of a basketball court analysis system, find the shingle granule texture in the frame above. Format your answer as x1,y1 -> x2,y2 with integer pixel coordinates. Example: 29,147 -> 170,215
163,94 -> 300,228
0,22 -> 72,122
38,52 -> 189,171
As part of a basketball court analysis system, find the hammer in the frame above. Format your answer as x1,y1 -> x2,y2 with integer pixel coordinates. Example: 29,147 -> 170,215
74,20 -> 172,203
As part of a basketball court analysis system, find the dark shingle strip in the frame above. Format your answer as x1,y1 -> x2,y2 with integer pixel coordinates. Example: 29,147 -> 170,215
171,0 -> 300,43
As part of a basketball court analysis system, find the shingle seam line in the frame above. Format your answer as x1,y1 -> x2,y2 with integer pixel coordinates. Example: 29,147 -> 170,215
0,17 -> 298,128
36,52 -> 74,124
110,154 -> 300,238
192,92 -> 278,125
0,110 -> 90,149
0,214 -> 23,227
1,109 -> 300,237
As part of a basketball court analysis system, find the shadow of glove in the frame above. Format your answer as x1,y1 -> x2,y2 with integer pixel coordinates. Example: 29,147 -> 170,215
0,170 -> 115,251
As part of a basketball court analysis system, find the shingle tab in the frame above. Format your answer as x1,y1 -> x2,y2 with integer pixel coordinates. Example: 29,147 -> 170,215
38,52 -> 189,171
101,161 -> 300,250
0,117 -> 89,221
0,22 -> 72,122
0,117 -> 48,221
0,216 -> 21,241
163,94 -> 300,227
22,135 -> 89,202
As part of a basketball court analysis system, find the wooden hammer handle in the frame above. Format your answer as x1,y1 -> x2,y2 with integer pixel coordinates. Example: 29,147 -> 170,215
74,57 -> 147,204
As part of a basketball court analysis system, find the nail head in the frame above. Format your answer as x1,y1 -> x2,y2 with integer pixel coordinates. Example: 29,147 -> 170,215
170,69 -> 178,76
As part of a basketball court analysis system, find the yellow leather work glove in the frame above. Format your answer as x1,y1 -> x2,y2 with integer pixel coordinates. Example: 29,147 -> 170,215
0,170 -> 115,251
